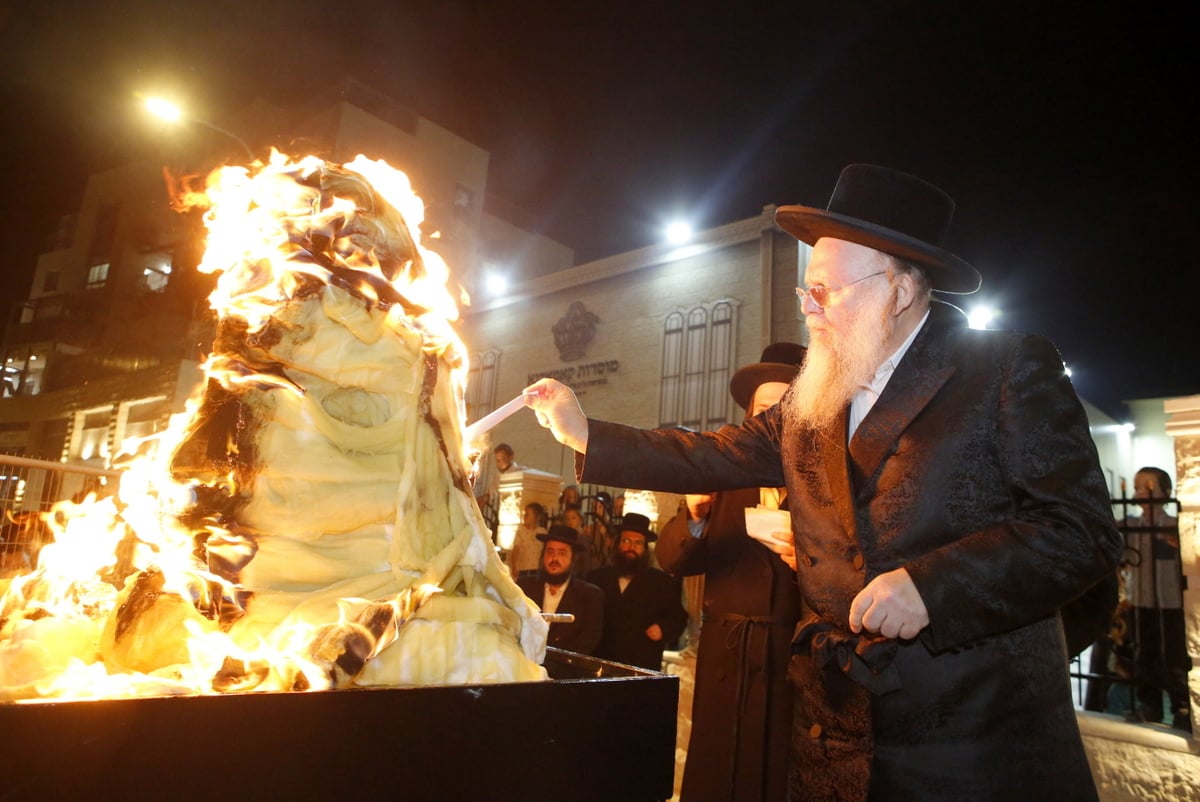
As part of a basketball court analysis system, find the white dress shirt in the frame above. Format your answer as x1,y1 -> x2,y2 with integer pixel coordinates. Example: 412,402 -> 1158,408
848,309 -> 929,439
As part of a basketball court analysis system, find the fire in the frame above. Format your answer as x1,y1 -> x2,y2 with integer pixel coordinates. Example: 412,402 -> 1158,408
0,152 -> 547,702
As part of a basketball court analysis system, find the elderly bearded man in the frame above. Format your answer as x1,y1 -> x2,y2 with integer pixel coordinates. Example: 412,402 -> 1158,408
525,165 -> 1122,802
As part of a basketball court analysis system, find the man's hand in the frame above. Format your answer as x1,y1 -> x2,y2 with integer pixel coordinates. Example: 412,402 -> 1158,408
524,379 -> 589,452
686,494 -> 714,521
645,623 -> 664,642
849,567 -> 929,640
746,526 -> 797,571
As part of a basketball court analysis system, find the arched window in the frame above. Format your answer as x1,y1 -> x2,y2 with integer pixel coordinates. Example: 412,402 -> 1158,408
659,313 -> 684,426
466,350 -> 499,424
659,300 -> 737,430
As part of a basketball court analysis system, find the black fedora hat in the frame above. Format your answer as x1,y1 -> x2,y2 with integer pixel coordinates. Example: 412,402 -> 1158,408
537,524 -> 586,550
729,342 -> 807,412
775,164 -> 981,294
618,512 -> 656,543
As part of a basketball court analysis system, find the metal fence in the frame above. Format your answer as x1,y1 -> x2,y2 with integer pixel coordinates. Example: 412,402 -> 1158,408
0,454 -> 121,578
1070,496 -> 1190,732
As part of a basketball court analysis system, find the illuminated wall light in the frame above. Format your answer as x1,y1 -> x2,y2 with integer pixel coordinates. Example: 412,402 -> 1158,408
485,272 -> 508,296
967,306 -> 997,330
622,490 -> 660,528
144,96 -> 183,122
665,221 -> 693,245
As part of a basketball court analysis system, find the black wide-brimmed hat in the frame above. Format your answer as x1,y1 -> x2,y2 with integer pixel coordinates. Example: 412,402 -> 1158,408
775,164 -> 981,294
537,524 -> 585,550
729,342 -> 807,411
617,512 -> 656,543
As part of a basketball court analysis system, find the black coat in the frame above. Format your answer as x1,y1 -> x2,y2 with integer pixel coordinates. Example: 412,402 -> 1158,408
657,487 -> 801,802
579,303 -> 1122,802
517,574 -> 605,656
587,564 -> 688,671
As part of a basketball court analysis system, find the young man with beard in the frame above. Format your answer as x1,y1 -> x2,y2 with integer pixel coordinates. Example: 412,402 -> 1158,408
516,524 -> 604,655
587,513 -> 688,671
656,342 -> 806,802
524,165 -> 1122,801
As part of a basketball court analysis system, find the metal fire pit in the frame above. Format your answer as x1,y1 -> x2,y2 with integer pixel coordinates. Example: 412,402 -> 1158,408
0,648 -> 678,802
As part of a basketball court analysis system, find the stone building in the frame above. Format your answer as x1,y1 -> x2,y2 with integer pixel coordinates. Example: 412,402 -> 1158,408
461,205 -> 810,482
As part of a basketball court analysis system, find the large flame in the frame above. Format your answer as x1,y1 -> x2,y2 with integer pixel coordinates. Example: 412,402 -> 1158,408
0,152 -> 546,702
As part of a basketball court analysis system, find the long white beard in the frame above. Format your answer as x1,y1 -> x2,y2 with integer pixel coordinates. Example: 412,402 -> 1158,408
785,295 -> 896,431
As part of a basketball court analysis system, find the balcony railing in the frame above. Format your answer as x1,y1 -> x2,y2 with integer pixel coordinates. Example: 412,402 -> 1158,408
1071,496 -> 1191,733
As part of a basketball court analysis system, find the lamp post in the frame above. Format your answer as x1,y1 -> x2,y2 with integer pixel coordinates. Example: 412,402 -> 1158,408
142,96 -> 256,162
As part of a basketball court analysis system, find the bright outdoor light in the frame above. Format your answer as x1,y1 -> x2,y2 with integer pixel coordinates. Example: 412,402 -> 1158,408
967,305 -> 997,330
139,93 -> 255,160
485,271 -> 508,296
144,96 -> 183,123
665,221 -> 693,245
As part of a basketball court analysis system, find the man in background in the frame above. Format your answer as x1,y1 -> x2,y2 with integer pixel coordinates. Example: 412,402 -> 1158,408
517,524 -> 604,655
589,513 -> 688,671
657,342 -> 806,802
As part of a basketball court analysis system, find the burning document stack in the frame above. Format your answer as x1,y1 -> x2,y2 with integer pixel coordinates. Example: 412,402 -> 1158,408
0,153 -> 548,701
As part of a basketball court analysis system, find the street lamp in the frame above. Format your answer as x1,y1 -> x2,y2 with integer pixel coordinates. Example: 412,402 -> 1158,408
141,95 -> 256,162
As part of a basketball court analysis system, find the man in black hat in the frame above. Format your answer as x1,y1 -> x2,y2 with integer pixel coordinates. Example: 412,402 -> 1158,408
526,165 -> 1122,801
657,343 -> 805,802
517,524 -> 604,656
587,513 -> 688,671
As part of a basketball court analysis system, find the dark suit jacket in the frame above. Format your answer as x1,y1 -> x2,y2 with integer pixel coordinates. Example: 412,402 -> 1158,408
587,564 -> 688,671
517,574 -> 604,655
579,303 -> 1122,802
657,488 -> 800,802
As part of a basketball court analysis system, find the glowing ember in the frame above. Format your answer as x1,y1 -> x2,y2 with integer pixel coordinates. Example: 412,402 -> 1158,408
0,152 -> 548,701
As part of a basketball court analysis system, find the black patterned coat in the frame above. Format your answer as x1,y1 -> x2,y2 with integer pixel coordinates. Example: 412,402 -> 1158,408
657,488 -> 801,802
579,303 -> 1122,802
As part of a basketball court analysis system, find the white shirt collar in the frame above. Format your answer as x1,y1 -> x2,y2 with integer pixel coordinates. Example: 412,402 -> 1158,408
849,308 -> 930,438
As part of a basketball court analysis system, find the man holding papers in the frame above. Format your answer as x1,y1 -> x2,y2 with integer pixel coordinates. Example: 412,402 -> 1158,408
656,343 -> 806,802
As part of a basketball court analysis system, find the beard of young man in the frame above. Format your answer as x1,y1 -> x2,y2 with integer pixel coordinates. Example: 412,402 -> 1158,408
540,549 -> 573,586
615,545 -> 650,577
785,276 -> 898,431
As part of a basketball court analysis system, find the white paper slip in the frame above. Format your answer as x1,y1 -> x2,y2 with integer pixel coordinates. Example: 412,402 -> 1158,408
744,505 -> 792,546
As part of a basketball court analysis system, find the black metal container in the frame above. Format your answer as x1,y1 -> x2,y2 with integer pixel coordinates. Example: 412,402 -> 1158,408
0,648 -> 678,802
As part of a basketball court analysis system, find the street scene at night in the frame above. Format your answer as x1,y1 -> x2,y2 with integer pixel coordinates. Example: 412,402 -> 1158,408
0,3 -> 1196,801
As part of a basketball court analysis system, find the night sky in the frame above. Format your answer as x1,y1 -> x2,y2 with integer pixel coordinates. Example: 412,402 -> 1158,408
0,1 -> 1194,417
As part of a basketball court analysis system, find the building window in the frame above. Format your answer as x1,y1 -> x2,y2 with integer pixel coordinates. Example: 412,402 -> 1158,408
141,264 -> 172,293
87,262 -> 110,288
659,300 -> 737,430
466,350 -> 499,425
77,408 -> 113,462
42,270 -> 59,293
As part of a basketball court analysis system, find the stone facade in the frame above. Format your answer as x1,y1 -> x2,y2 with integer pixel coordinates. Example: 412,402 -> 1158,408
460,206 -> 809,484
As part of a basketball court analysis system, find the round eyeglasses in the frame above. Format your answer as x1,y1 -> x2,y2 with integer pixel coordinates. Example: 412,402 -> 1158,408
795,271 -> 887,309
